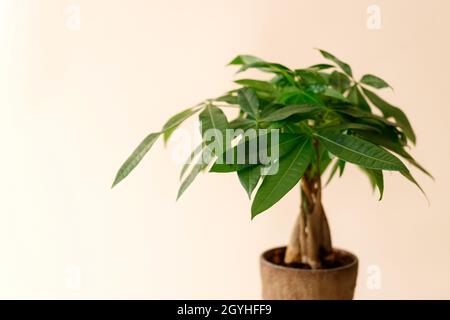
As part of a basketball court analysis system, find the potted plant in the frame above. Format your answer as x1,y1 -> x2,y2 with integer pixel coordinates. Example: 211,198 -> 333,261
112,50 -> 430,299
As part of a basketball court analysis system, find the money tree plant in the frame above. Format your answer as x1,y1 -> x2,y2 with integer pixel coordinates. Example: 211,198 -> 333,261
113,50 -> 430,269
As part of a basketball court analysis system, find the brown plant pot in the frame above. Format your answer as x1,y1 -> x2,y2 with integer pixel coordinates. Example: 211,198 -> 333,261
260,247 -> 358,300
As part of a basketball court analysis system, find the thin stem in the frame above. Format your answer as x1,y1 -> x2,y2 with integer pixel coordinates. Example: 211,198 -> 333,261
301,178 -> 313,207
212,104 -> 240,109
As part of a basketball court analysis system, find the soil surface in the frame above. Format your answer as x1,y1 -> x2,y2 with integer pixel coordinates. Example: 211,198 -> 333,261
266,247 -> 355,270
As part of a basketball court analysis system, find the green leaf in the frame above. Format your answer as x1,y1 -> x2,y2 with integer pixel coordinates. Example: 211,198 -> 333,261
215,93 -> 238,105
261,104 -> 323,122
338,159 -> 346,177
270,74 -> 290,86
318,49 -> 353,76
319,147 -> 333,174
360,167 -> 375,190
307,63 -> 335,71
198,105 -> 230,170
405,157 -> 432,179
210,133 -> 304,172
177,162 -> 207,200
322,88 -> 350,102
401,170 -> 429,202
322,122 -> 382,133
295,69 -> 328,85
371,169 -> 384,200
325,160 -> 339,186
199,105 -> 229,136
323,157 -> 345,183
179,143 -> 204,180
368,169 -> 384,200
360,167 -> 384,200
276,88 -> 324,106
361,74 -> 391,89
238,165 -> 261,199
235,62 -> 296,86
251,135 -> 313,218
234,79 -> 275,93
329,71 -> 351,92
335,107 -> 397,127
315,132 -> 407,171
228,55 -> 263,66
178,140 -> 226,197
229,117 -> 256,130
347,85 -> 371,112
112,132 -> 161,187
362,88 -> 416,144
237,88 -> 260,118
162,106 -> 203,143
236,61 -> 291,76
354,130 -> 432,179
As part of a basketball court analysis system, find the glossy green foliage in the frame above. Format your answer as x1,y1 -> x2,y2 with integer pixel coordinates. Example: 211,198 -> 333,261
113,49 -> 430,218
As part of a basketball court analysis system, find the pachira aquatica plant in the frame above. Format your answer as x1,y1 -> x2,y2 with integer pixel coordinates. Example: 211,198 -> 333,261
113,49 -> 431,269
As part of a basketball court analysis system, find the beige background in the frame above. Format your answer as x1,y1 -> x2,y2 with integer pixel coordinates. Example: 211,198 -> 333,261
1,0 -> 449,299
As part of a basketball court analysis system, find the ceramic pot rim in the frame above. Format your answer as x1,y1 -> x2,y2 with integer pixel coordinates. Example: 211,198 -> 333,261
260,246 -> 358,273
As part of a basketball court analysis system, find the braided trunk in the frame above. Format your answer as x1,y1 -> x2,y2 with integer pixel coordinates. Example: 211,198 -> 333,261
284,171 -> 333,269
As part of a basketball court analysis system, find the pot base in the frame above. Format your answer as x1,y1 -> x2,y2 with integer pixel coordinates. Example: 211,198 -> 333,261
260,247 -> 358,300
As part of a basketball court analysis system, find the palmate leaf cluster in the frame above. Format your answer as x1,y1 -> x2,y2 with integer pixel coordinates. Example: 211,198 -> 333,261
113,50 -> 431,218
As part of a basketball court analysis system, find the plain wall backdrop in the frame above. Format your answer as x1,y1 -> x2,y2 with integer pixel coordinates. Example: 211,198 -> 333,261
1,0 -> 449,299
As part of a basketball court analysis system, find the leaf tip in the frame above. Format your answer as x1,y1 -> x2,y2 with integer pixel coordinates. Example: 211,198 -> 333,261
227,55 -> 241,66
251,203 -> 266,220
176,185 -> 187,201
111,173 -> 122,189
250,206 -> 259,220
162,136 -> 169,147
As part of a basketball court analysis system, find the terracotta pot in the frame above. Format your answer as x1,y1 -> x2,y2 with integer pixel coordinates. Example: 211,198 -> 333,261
260,247 -> 358,300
